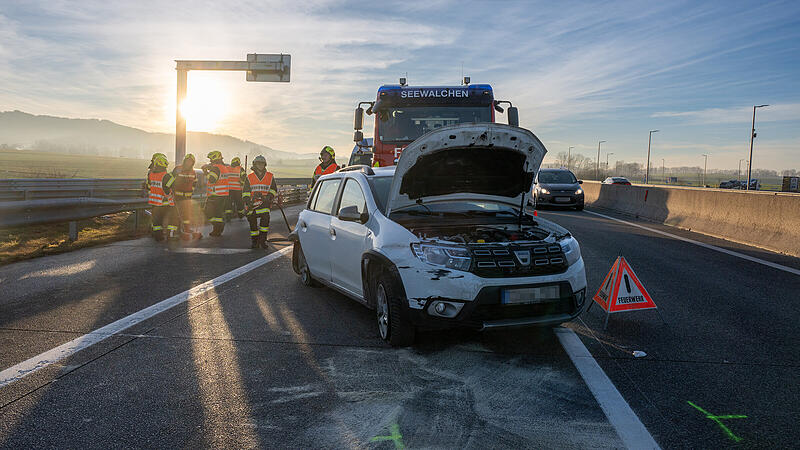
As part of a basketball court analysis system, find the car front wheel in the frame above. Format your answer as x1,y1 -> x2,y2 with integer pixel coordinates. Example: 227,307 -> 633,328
374,272 -> 415,347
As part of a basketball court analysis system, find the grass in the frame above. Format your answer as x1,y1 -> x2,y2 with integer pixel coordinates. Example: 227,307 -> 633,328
0,149 -> 323,179
0,211 -> 150,265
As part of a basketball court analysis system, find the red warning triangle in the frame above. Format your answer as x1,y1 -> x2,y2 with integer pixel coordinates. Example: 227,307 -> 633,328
592,257 -> 657,312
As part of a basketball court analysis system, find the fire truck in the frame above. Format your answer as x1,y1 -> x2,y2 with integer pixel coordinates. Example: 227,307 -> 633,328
352,77 -> 519,167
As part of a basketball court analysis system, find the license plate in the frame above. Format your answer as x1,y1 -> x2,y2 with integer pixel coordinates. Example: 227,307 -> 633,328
502,286 -> 561,304
555,197 -> 571,203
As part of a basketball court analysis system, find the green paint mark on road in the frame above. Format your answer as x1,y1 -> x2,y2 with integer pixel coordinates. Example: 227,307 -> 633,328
371,423 -> 405,449
687,401 -> 748,443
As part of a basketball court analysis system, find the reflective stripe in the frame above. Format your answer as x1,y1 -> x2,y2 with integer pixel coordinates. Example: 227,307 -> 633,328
225,209 -> 233,213
152,225 -> 163,230
210,217 -> 224,222
182,220 -> 190,224
269,189 -> 278,195
255,208 -> 270,214
242,192 -> 251,197
167,225 -> 178,231
250,230 -> 259,236
259,227 -> 270,232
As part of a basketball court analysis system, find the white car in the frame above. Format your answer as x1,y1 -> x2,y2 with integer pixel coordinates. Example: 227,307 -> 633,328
290,123 -> 587,346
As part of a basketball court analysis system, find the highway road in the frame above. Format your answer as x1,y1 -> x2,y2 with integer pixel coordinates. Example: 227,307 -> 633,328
0,204 -> 798,448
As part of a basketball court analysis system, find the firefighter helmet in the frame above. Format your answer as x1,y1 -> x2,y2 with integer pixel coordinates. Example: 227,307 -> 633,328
207,150 -> 223,161
151,153 -> 168,168
321,146 -> 335,158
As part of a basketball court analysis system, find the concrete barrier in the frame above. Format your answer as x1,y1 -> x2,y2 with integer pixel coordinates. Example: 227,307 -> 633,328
582,181 -> 800,257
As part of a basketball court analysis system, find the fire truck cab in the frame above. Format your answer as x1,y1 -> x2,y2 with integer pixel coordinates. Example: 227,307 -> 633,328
353,77 -> 518,167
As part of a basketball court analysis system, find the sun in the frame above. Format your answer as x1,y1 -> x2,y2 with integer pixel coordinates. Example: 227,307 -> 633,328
178,74 -> 229,132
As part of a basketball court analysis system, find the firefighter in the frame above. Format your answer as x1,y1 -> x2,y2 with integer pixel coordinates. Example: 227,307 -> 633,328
227,156 -> 246,219
312,145 -> 339,187
146,153 -> 178,241
172,153 -> 201,240
201,150 -> 229,237
243,155 -> 277,249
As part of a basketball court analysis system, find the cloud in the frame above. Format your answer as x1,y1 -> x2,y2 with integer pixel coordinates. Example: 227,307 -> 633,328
651,103 -> 800,124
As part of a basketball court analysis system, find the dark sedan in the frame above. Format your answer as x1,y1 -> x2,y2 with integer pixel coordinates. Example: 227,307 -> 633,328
532,168 -> 584,210
602,177 -> 631,185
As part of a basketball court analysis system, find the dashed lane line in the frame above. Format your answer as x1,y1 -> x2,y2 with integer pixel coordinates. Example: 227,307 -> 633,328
585,210 -> 800,276
555,327 -> 661,450
0,246 -> 293,389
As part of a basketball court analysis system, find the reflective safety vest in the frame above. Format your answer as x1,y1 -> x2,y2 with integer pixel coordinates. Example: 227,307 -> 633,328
247,171 -> 276,208
207,163 -> 230,196
227,165 -> 243,191
148,171 -> 174,206
314,162 -> 339,178
173,168 -> 196,198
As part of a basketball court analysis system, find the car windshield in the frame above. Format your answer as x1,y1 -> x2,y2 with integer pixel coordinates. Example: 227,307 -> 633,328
367,176 -> 393,213
377,106 -> 491,143
393,201 -> 519,216
538,171 -> 577,184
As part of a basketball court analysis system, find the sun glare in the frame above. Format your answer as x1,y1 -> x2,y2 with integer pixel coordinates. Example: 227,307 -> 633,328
178,75 -> 229,132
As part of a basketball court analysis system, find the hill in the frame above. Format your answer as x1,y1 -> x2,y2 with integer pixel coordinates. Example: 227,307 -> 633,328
0,110 -> 317,162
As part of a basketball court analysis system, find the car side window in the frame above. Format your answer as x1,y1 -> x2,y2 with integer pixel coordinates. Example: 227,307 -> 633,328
308,183 -> 321,209
312,179 -> 341,214
337,179 -> 366,215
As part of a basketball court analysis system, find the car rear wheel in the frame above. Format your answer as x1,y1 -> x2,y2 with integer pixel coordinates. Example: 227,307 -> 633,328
374,272 -> 415,347
295,243 -> 320,287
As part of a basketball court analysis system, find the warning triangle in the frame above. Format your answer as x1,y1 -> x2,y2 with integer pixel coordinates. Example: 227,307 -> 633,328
592,257 -> 620,310
593,257 -> 657,313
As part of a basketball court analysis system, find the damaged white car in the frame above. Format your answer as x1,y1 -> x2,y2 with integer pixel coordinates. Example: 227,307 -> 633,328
290,123 -> 587,346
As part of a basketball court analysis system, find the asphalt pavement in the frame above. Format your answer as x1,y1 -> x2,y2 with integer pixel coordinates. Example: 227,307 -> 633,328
0,204 -> 797,448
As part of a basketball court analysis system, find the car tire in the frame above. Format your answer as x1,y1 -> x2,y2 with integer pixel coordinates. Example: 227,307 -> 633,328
374,272 -> 415,347
294,243 -> 320,288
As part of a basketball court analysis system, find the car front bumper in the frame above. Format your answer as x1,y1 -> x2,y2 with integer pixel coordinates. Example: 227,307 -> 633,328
395,256 -> 588,330
536,193 -> 584,207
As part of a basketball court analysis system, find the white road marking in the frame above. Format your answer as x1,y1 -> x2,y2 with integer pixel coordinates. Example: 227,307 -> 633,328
585,210 -> 800,276
0,246 -> 293,389
169,247 -> 253,254
555,327 -> 661,450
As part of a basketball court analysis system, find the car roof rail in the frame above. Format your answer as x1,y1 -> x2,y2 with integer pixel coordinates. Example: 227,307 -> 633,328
337,165 -> 375,175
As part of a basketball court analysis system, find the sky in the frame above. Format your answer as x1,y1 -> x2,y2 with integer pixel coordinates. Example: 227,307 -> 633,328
1,0 -> 799,170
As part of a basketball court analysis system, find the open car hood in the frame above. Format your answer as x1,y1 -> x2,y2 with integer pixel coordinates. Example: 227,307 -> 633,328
386,123 -> 547,216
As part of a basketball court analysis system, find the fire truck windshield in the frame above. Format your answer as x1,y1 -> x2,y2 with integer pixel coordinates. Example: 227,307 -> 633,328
377,106 -> 491,143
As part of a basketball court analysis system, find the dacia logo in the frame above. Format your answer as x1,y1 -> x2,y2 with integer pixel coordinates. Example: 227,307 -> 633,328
514,250 -> 531,266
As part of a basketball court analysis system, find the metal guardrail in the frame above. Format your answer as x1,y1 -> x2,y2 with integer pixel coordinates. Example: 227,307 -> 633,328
0,178 -> 312,237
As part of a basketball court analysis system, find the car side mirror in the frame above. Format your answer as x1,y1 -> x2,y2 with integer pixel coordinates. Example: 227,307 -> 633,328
578,180 -> 583,184
338,205 -> 368,223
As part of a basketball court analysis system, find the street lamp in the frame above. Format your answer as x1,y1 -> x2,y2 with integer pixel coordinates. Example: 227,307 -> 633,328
596,140 -> 606,180
702,154 -> 708,187
662,158 -> 665,183
747,104 -> 769,191
606,152 -> 614,177
645,130 -> 659,184
567,146 -> 574,170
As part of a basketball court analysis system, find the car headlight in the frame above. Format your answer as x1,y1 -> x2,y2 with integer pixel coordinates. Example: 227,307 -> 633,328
539,188 -> 550,194
560,237 -> 582,266
575,188 -> 583,195
411,243 -> 472,271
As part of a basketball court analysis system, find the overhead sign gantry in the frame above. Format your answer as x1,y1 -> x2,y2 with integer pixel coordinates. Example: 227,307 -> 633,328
173,53 -> 291,162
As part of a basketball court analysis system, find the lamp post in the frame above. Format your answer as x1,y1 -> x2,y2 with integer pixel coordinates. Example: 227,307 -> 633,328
596,140 -> 606,180
645,129 -> 659,184
702,154 -> 708,187
606,152 -> 614,177
567,146 -> 574,170
662,158 -> 665,183
747,104 -> 769,191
